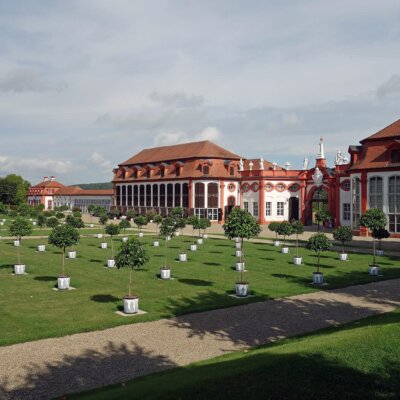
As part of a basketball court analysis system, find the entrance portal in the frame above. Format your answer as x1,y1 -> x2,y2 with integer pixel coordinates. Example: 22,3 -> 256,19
289,197 -> 299,221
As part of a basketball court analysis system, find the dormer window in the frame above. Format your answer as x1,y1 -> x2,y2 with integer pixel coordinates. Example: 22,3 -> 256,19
133,170 -> 138,179
203,165 -> 210,175
391,149 -> 400,163
160,168 -> 165,178
175,166 -> 180,176
146,169 -> 151,178
229,166 -> 235,176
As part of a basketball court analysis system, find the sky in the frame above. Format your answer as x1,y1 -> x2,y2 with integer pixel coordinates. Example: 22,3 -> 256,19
0,0 -> 399,185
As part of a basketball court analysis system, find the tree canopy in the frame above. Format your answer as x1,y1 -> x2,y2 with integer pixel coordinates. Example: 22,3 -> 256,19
0,174 -> 30,205
48,224 -> 80,250
223,208 -> 261,240
9,217 -> 33,239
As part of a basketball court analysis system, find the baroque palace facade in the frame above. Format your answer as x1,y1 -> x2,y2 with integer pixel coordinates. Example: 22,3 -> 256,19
112,118 -> 400,237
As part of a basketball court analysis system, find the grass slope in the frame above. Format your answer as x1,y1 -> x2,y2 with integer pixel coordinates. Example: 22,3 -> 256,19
72,309 -> 400,400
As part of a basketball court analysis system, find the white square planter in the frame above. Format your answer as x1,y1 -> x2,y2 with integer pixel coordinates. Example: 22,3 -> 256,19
160,268 -> 171,279
38,244 -> 46,252
235,283 -> 249,297
107,259 -> 115,268
14,240 -> 20,247
236,250 -> 242,258
122,237 -> 129,242
100,242 -> 107,249
153,240 -> 159,247
197,238 -> 203,245
57,276 -> 70,290
369,265 -> 380,275
97,233 -> 103,239
339,253 -> 348,261
32,221 -> 37,226
236,262 -> 245,271
274,240 -> 280,247
90,224 -> 94,228
166,236 -> 171,241
14,264 -> 25,274
138,232 -> 144,237
235,242 -> 241,250
375,250 -> 384,256
175,232 -> 180,237
68,251 -> 76,259
203,234 -> 208,239
312,272 -> 324,285
235,237 -> 240,243
123,296 -> 139,314
190,244 -> 197,251
293,256 -> 302,265
179,253 -> 187,262
281,247 -> 289,254
0,222 -> 4,226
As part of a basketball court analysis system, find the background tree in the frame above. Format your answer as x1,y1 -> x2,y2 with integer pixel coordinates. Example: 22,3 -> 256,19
372,228 -> 390,251
0,174 -> 30,205
9,217 -> 33,264
333,226 -> 353,254
105,223 -> 121,259
55,211 -> 65,221
99,214 -> 109,235
115,238 -> 149,297
110,208 -> 120,219
200,217 -> 211,237
119,219 -> 131,236
276,221 -> 293,247
174,216 -> 187,253
153,214 -> 163,237
48,225 -> 80,277
37,213 -> 48,246
291,220 -> 304,258
126,210 -> 136,221
159,217 -> 177,268
306,233 -> 332,274
187,215 -> 200,244
46,216 -> 59,229
87,204 -> 96,224
133,215 -> 148,235
359,208 -> 387,266
315,209 -> 332,230
268,221 -> 280,241
145,209 -> 157,222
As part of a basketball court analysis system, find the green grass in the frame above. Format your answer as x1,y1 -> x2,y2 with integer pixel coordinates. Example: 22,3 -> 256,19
0,234 -> 399,346
71,308 -> 400,400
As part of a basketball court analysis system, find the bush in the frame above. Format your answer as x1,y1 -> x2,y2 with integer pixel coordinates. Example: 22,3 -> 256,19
333,226 -> 353,253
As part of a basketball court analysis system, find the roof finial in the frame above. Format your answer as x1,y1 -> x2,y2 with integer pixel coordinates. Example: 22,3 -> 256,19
317,137 -> 325,159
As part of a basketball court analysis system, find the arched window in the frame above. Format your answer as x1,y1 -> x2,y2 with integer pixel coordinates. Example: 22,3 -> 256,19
195,183 -> 205,208
121,185 -> 126,206
139,185 -> 145,206
127,185 -> 133,206
174,183 -> 181,207
152,185 -> 158,207
133,185 -> 138,206
388,176 -> 400,233
182,183 -> 189,208
116,186 -> 121,206
146,185 -> 151,206
369,176 -> 383,209
159,184 -> 166,207
167,184 -> 173,207
207,183 -> 218,208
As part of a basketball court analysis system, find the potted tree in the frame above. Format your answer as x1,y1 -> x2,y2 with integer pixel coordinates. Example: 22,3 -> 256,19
276,221 -> 293,253
223,208 -> 261,297
119,219 -> 131,242
110,208 -> 120,220
145,209 -> 157,224
359,208 -> 387,275
134,215 -> 148,238
159,217 -> 177,279
87,204 -> 95,228
171,207 -> 184,236
315,209 -> 331,231
187,215 -> 199,251
99,213 -> 108,248
197,218 -> 209,244
306,233 -> 332,285
48,224 -> 80,289
175,216 -> 187,262
65,215 -> 84,258
37,213 -> 47,252
153,214 -> 163,247
105,223 -> 120,267
372,228 -> 390,256
291,220 -> 304,265
333,226 -> 353,261
9,217 -> 33,274
268,222 -> 280,246
201,217 -> 211,239
115,237 -> 149,314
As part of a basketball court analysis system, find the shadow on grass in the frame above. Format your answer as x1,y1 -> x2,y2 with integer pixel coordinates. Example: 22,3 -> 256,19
203,262 -> 221,266
91,294 -> 120,303
0,263 -> 14,270
208,251 -> 223,254
89,259 -> 103,264
34,276 -> 57,282
178,278 -> 213,286
0,341 -> 176,400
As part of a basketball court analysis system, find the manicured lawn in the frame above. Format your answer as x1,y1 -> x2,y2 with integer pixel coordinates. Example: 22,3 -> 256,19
1,234 -> 399,346
71,308 -> 400,400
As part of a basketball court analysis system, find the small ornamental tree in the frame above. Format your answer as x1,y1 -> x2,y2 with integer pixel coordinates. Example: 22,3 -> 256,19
9,217 -> 33,264
223,208 -> 261,284
187,215 -> 200,244
359,208 -> 387,266
93,205 -> 107,218
72,210 -> 82,218
87,204 -> 95,224
110,208 -> 120,219
119,219 -> 131,236
306,233 -> 332,274
372,228 -> 390,251
99,214 -> 108,235
159,217 -> 177,269
145,209 -> 157,222
105,223 -> 120,259
200,217 -> 211,237
276,221 -> 293,247
46,216 -> 59,229
134,215 -> 148,236
268,221 -> 280,241
315,209 -> 331,230
291,220 -> 304,258
126,210 -> 136,221
37,213 -> 48,246
174,217 -> 187,253
153,214 -> 163,237
65,215 -> 84,229
48,225 -> 80,277
333,226 -> 353,254
116,237 -> 149,297
55,211 -> 65,221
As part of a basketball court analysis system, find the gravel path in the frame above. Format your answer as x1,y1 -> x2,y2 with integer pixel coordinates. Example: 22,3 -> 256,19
0,279 -> 399,400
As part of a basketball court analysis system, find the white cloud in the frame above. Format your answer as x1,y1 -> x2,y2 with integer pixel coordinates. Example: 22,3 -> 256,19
153,127 -> 223,147
0,156 -> 73,175
89,152 -> 113,171
376,75 -> 400,98
195,126 -> 222,142
282,112 -> 301,127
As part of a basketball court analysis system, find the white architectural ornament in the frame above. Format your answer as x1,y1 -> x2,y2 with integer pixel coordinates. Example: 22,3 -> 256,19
249,160 -> 254,171
285,161 -> 291,170
302,156 -> 309,170
259,157 -> 264,170
272,161 -> 277,170
335,149 -> 349,165
312,167 -> 324,187
239,158 -> 244,171
317,137 -> 325,159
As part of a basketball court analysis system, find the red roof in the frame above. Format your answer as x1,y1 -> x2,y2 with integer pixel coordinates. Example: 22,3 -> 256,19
361,119 -> 400,142
56,186 -> 82,195
120,140 -> 242,165
55,187 -> 113,196
31,180 -> 65,189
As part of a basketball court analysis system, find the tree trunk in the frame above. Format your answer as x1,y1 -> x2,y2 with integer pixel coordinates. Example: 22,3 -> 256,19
17,239 -> 20,264
296,235 -> 299,257
164,236 -> 168,268
317,251 -> 320,273
342,243 -> 345,254
111,235 -> 114,258
129,269 -> 132,297
62,247 -> 65,276
373,238 -> 376,265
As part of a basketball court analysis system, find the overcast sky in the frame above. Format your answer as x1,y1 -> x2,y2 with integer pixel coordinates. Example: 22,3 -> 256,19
0,0 -> 399,184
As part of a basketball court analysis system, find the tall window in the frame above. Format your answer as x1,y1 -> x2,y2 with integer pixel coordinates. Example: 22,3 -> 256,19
159,184 -> 165,207
182,183 -> 189,208
352,178 -> 361,229
391,150 -> 400,163
167,184 -> 173,207
243,202 -> 249,212
116,186 -> 121,206
146,169 -> 151,179
153,185 -> 158,207
265,202 -> 272,216
388,176 -> 400,233
229,166 -> 234,176
175,166 -> 180,177
252,202 -> 259,217
195,182 -> 205,208
139,185 -> 145,206
277,202 -> 284,216
127,185 -> 133,206
146,185 -> 151,206
121,186 -> 126,206
133,185 -> 138,206
369,177 -> 383,209
160,168 -> 165,178
133,170 -> 138,179
174,183 -> 181,207
343,203 -> 350,221
207,183 -> 218,208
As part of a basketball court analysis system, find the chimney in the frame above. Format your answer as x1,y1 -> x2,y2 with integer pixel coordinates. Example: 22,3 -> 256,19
43,176 -> 49,182
50,176 -> 55,181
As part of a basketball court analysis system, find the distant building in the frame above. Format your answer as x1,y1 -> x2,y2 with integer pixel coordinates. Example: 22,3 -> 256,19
27,176 -> 113,212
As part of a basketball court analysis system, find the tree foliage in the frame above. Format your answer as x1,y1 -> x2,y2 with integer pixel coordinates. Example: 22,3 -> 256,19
105,223 -> 120,237
9,217 -> 33,240
65,215 -> 85,229
159,217 -> 177,237
48,224 -> 80,250
223,208 -> 261,240
333,226 -> 353,253
275,221 -> 293,246
119,219 -> 131,234
0,174 -> 30,205
359,208 -> 387,232
46,216 -> 59,228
